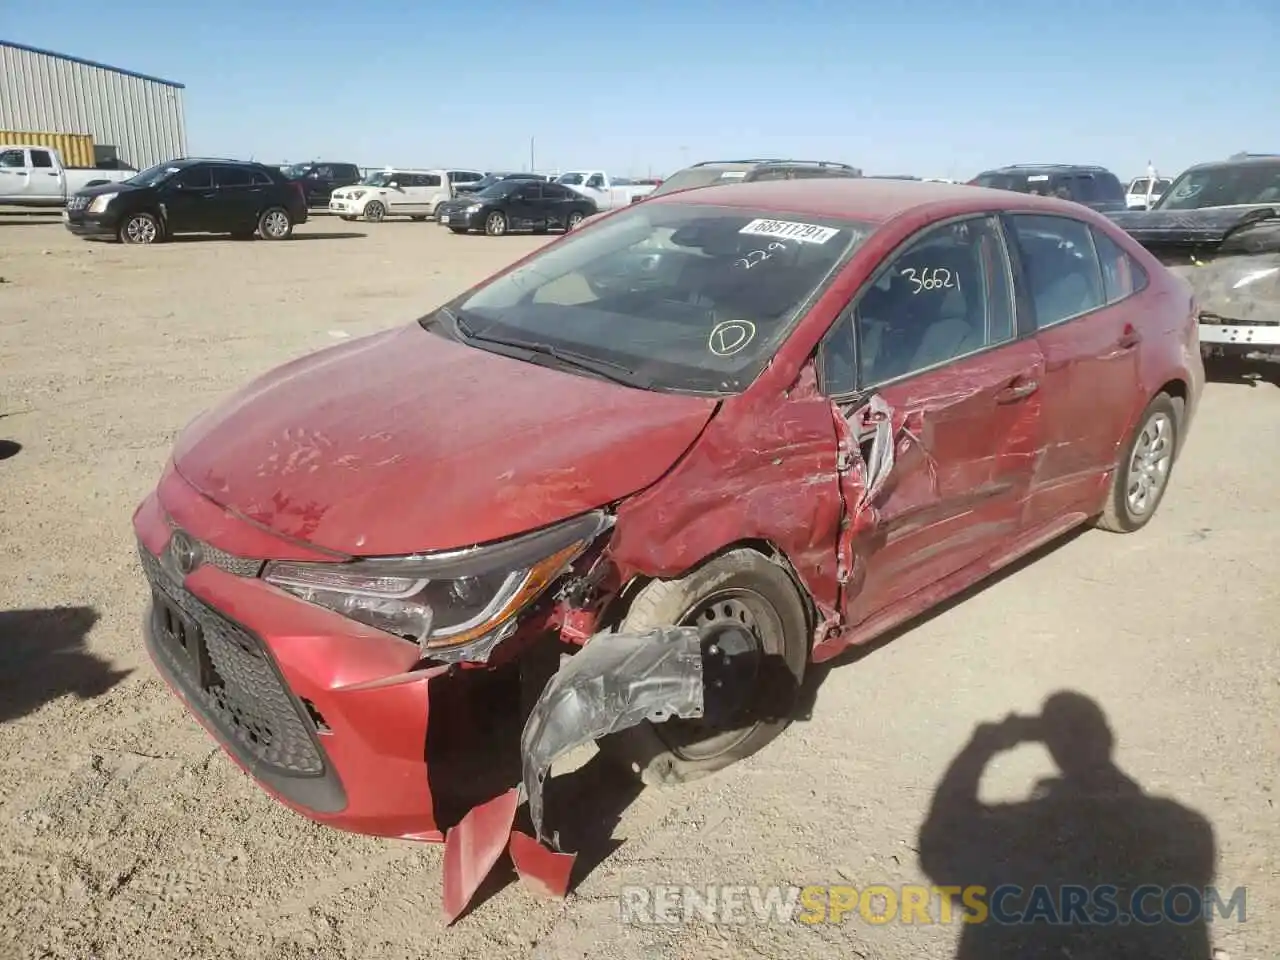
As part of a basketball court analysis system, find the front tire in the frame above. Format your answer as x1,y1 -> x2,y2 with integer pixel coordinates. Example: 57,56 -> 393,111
1096,392 -> 1180,533
258,207 -> 292,240
596,549 -> 809,785
566,210 -> 585,230
118,212 -> 161,244
364,201 -> 386,223
484,210 -> 508,236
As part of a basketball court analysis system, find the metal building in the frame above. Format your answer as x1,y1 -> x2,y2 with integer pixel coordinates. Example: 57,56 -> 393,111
0,40 -> 186,170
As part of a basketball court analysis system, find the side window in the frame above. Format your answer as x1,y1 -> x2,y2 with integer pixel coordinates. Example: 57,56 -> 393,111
251,170 -> 274,186
585,173 -> 604,189
751,166 -> 790,182
29,149 -> 53,169
1008,214 -> 1106,328
1091,228 -> 1150,304
0,149 -> 25,168
316,165 -> 334,179
176,165 -> 213,189
422,173 -> 441,187
518,182 -> 544,200
820,216 -> 1015,393
214,166 -> 254,188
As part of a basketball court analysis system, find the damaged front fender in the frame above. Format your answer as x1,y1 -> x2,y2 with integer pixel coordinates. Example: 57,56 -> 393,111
520,625 -> 706,844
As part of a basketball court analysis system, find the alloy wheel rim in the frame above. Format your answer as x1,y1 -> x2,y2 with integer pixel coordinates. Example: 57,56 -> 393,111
487,212 -> 505,235
127,217 -> 156,243
264,211 -> 288,237
1126,411 -> 1173,517
367,203 -> 384,222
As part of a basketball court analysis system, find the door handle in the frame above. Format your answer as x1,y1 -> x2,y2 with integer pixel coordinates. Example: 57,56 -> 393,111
995,378 -> 1039,403
1116,323 -> 1142,350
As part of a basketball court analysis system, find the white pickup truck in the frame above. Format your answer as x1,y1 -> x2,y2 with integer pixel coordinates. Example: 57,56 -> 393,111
0,145 -> 135,209
554,170 -> 656,211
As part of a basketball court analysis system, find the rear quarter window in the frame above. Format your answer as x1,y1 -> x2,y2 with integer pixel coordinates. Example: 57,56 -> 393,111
1091,227 -> 1150,303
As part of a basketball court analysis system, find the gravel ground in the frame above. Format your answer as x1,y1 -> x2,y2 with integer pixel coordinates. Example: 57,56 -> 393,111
0,212 -> 1276,960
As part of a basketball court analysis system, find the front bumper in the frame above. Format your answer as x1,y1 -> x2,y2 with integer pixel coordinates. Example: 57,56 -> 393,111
132,472 -> 515,841
1198,320 -> 1280,347
327,198 -> 363,216
436,207 -> 480,228
63,208 -> 119,238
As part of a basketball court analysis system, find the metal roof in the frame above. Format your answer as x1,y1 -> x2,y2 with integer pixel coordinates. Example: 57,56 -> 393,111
0,39 -> 184,89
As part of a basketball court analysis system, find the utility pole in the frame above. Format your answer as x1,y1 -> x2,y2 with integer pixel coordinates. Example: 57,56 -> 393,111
530,137 -> 536,173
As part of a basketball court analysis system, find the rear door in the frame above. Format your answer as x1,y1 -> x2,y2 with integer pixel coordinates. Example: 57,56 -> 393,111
1004,213 -> 1143,526
820,214 -> 1045,625
541,182 -> 577,228
507,181 -> 544,229
212,164 -> 263,231
27,148 -> 64,201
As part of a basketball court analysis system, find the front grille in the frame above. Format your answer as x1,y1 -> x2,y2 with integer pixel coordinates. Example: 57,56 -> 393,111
139,546 -> 325,777
66,195 -> 89,211
164,515 -> 264,577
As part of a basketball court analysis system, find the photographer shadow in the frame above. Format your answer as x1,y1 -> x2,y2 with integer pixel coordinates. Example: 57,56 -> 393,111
917,691 -> 1217,959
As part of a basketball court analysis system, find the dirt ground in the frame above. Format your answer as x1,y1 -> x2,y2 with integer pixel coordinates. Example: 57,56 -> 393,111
0,212 -> 1276,960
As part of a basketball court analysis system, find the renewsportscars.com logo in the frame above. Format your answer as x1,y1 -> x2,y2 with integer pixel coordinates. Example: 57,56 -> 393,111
618,884 -> 1248,926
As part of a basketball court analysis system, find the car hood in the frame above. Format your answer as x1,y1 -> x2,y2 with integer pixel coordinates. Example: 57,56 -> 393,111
171,324 -> 718,556
1108,204 -> 1280,245
75,179 -> 140,198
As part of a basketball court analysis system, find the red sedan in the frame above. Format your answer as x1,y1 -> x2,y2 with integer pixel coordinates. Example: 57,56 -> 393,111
133,178 -> 1202,914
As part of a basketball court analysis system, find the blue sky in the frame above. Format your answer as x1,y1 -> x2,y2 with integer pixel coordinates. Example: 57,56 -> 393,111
5,0 -> 1277,180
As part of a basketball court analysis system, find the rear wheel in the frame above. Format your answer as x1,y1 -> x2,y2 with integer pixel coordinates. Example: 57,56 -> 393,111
484,210 -> 508,236
1096,393 -> 1180,533
596,549 -> 809,785
258,207 -> 292,240
118,212 -> 161,244
566,210 -> 585,230
364,201 -> 386,223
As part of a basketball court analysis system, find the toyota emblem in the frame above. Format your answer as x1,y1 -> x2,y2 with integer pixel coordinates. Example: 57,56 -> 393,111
169,530 -> 203,575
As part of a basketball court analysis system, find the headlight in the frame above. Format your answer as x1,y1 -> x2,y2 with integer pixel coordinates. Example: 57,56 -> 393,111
348,190 -> 366,199
262,511 -> 612,660
87,192 -> 117,214
466,203 -> 482,213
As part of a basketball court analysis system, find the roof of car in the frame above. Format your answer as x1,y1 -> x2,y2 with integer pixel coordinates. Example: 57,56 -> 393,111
648,177 -> 1078,224
1183,154 -> 1280,171
980,163 -> 1114,175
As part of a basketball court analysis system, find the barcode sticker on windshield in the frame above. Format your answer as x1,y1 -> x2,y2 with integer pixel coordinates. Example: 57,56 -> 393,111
739,218 -> 838,244
719,171 -> 748,179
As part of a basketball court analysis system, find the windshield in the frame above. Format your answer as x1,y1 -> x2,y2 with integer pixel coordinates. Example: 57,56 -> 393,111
281,163 -> 311,179
123,162 -> 182,188
468,180 -> 520,200
650,167 -> 751,197
433,203 -> 872,393
1154,162 -> 1280,210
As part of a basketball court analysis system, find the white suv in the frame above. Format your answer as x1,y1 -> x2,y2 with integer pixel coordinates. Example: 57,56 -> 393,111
329,169 -> 452,222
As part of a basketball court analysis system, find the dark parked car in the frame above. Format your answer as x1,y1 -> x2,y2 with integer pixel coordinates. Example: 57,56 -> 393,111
281,161 -> 362,207
452,171 -> 548,196
64,158 -> 309,244
646,159 -> 863,198
435,178 -> 596,235
134,178 -> 1201,920
968,164 -> 1128,213
1109,154 -> 1280,360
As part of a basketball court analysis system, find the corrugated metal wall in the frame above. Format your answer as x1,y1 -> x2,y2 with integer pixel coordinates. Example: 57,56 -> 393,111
0,42 -> 186,170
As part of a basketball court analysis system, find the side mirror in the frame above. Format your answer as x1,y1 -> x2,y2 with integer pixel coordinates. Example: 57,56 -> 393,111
387,181 -> 399,189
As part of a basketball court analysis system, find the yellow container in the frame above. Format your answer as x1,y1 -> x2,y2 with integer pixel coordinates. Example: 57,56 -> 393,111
0,130 -> 95,168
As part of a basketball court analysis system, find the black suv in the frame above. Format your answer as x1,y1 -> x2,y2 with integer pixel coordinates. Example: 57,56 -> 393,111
64,158 -> 309,244
647,159 -> 863,198
281,161 -> 362,207
968,164 -> 1127,213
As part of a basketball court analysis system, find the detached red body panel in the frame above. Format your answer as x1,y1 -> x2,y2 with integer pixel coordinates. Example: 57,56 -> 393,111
132,178 -> 1203,920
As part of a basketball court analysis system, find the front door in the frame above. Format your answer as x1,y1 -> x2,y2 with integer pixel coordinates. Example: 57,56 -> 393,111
1003,213 -> 1143,525
162,164 -> 218,232
506,182 -> 543,230
27,148 -> 64,201
820,214 -> 1045,626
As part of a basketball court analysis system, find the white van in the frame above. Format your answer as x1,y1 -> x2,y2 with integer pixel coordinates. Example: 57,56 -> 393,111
329,168 -> 452,222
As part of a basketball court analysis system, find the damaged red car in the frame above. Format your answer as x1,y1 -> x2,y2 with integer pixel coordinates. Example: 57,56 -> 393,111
134,178 -> 1203,907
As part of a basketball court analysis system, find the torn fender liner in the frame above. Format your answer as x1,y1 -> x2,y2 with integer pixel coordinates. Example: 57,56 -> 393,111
441,787 -> 520,925
520,625 -> 705,845
509,829 -> 575,899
